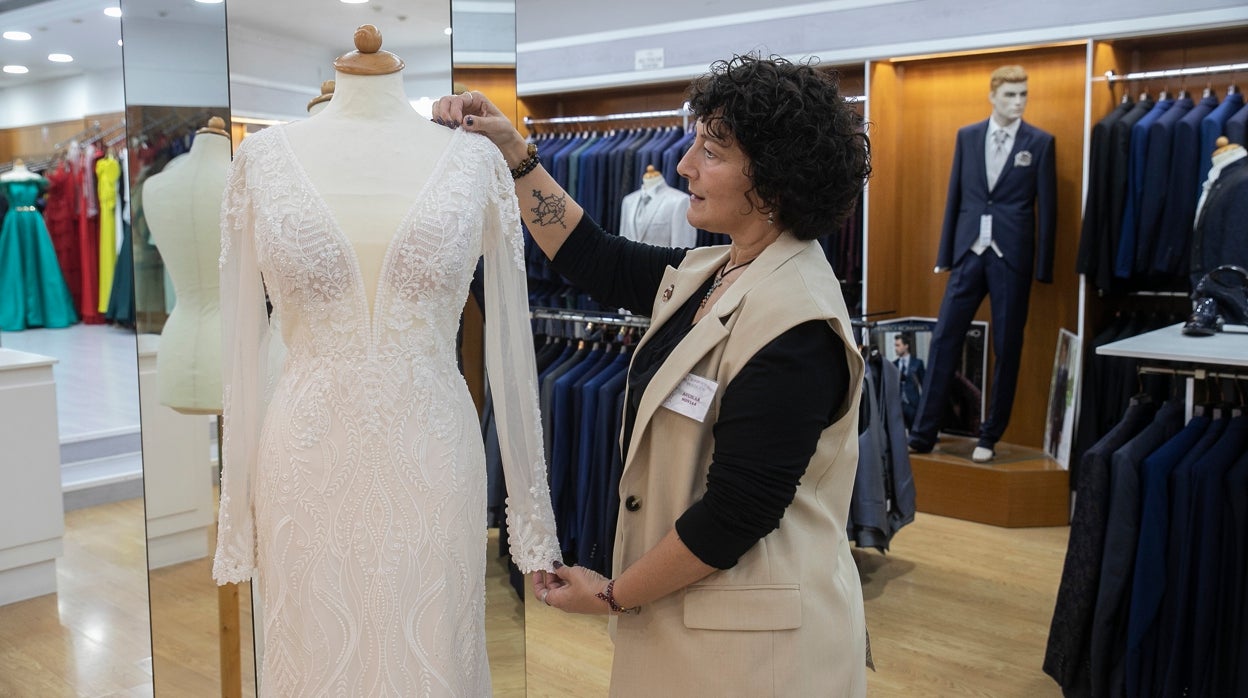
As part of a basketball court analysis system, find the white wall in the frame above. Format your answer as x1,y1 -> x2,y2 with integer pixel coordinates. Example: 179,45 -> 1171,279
0,69 -> 125,129
516,0 -> 1248,94
120,17 -> 229,107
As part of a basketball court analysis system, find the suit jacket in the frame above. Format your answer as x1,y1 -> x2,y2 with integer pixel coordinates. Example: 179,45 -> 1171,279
619,180 -> 696,247
1198,92 -> 1245,189
1117,97 -> 1175,279
853,353 -> 917,551
608,233 -> 866,697
1134,96 -> 1193,273
936,119 -> 1057,282
1106,98 -> 1156,283
1228,101 -> 1248,146
893,355 -> 925,407
1077,100 -> 1132,290
1152,94 -> 1219,276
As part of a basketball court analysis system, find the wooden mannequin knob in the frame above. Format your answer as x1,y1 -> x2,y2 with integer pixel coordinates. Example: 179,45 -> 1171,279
196,116 -> 229,137
333,24 -> 405,76
307,79 -> 335,111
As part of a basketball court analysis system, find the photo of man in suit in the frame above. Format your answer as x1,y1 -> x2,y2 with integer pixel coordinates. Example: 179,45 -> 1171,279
908,64 -> 1057,463
893,333 -> 925,429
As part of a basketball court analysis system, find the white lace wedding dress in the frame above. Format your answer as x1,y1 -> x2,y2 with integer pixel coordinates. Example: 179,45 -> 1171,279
214,125 -> 559,697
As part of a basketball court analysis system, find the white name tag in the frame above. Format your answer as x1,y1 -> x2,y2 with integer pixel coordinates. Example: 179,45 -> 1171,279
978,214 -> 993,248
660,373 -> 719,423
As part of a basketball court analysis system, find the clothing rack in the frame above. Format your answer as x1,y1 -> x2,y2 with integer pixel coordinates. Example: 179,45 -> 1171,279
531,307 -> 651,329
52,121 -> 103,152
525,104 -> 692,133
1137,365 -> 1248,382
1097,62 -> 1248,86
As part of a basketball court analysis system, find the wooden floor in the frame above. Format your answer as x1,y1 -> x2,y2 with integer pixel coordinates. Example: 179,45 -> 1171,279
2,503 -> 1069,697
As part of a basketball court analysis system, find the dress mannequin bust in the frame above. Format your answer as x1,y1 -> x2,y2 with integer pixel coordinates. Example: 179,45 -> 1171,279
282,28 -> 454,310
143,116 -> 231,414
1,159 -> 38,181
306,79 -> 334,116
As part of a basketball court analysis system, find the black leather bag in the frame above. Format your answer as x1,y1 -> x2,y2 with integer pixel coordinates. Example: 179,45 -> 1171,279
1183,264 -> 1248,336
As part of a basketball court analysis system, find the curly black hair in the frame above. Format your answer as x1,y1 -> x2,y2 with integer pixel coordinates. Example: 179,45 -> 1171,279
686,54 -> 871,241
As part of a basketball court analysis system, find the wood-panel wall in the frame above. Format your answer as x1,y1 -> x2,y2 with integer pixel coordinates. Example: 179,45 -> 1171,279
867,45 -> 1087,450
0,112 -> 124,164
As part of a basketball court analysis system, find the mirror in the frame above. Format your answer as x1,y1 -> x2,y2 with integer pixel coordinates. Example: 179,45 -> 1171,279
117,0 -> 523,694
0,0 -> 150,695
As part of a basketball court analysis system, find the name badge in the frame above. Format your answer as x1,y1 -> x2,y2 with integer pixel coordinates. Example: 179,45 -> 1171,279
978,214 -> 993,248
660,373 -> 719,423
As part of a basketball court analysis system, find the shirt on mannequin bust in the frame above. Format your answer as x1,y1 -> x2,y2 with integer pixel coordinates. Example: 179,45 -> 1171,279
620,165 -> 696,247
142,117 -> 231,414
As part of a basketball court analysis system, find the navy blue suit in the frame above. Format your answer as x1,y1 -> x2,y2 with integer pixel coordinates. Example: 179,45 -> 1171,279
1228,100 -> 1248,146
1134,96 -> 1193,274
1198,91 -> 1245,191
910,118 -> 1056,450
1152,94 -> 1219,276
1116,97 -> 1174,278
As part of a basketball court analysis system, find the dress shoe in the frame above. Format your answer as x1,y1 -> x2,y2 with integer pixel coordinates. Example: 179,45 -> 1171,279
1195,264 -> 1248,326
971,446 -> 995,463
1183,296 -> 1224,336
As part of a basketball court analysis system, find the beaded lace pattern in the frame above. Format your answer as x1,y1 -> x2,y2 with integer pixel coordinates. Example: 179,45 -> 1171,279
215,125 -> 559,696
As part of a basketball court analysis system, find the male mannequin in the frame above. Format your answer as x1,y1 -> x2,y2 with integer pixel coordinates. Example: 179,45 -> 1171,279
143,117 -> 230,414
619,164 -> 696,247
908,65 -> 1056,463
893,333 -> 925,429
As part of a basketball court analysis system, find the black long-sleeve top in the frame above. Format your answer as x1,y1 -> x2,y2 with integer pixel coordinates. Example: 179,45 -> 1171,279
550,216 -> 849,569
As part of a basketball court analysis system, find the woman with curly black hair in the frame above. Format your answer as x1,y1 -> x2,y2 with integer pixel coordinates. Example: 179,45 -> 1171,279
435,53 -> 871,696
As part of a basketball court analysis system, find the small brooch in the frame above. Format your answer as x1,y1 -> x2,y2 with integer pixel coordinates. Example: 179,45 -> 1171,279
662,284 -> 674,302
1014,151 -> 1032,167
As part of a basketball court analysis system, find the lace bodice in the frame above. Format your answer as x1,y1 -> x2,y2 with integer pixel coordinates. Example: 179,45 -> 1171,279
214,124 -> 559,694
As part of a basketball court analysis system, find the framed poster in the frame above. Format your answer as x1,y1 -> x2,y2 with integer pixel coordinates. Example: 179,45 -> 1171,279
871,317 -> 988,438
1044,329 -> 1081,469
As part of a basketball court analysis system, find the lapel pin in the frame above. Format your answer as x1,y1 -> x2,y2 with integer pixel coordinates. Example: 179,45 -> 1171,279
662,284 -> 674,302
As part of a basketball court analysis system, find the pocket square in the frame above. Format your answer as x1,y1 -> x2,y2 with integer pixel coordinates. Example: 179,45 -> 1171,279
1014,151 -> 1032,167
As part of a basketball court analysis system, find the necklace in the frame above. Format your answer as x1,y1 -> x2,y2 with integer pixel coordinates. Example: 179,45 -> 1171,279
700,258 -> 756,308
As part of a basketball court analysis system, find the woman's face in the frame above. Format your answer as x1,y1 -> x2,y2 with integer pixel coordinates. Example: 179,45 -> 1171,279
677,119 -> 769,237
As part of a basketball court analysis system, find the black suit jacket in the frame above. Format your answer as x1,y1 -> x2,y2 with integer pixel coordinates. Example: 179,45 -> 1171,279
1077,101 -> 1132,290
936,119 -> 1057,282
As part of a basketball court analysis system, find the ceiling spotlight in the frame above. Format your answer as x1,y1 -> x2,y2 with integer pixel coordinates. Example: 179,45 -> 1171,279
104,7 -> 122,17
340,0 -> 369,4
194,0 -> 224,3
3,31 -> 33,41
117,39 -> 123,46
3,65 -> 30,74
443,27 -> 452,36
48,53 -> 74,63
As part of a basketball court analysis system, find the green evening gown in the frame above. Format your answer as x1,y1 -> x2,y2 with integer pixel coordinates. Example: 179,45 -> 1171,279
0,177 -> 79,331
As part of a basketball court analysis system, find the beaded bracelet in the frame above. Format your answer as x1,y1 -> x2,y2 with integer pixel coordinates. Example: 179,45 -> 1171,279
509,142 -> 541,180
595,579 -> 640,615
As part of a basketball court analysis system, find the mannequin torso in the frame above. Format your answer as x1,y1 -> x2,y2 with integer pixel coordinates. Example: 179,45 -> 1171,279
282,70 -> 454,310
143,130 -> 231,414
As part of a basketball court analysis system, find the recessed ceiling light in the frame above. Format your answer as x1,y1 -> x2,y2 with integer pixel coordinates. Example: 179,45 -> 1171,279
195,0 -> 224,3
443,27 -> 452,36
340,0 -> 369,4
48,53 -> 73,63
117,39 -> 123,46
104,7 -> 122,18
3,65 -> 30,74
3,31 -> 32,41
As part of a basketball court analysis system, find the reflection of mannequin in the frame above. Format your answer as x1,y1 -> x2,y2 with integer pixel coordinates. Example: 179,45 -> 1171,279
142,117 -> 230,414
1,158 -> 37,181
908,65 -> 1056,462
214,25 -> 558,696
305,79 -> 334,116
1190,137 -> 1248,286
619,164 -> 696,246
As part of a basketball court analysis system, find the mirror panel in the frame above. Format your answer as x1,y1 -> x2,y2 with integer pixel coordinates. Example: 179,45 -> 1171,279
0,0 -> 149,695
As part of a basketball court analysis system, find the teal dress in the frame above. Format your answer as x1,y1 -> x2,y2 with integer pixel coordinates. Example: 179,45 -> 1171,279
0,177 -> 79,331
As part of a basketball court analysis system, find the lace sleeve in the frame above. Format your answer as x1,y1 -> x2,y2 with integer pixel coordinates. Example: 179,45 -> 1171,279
213,145 -> 272,584
481,150 -> 561,573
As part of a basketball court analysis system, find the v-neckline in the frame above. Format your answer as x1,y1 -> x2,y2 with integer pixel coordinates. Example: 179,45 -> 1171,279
273,125 -> 465,345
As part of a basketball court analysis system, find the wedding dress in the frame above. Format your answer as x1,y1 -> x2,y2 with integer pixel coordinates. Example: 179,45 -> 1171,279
214,124 -> 559,696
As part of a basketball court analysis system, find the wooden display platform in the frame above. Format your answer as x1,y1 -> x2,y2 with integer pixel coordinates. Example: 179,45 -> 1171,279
910,436 -> 1070,527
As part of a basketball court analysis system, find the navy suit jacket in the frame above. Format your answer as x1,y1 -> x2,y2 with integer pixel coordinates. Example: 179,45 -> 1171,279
937,119 -> 1057,282
1152,94 -> 1219,275
893,356 -> 925,406
1228,101 -> 1248,146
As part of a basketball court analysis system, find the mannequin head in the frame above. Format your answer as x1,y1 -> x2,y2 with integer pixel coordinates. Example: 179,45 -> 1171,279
988,65 -> 1028,127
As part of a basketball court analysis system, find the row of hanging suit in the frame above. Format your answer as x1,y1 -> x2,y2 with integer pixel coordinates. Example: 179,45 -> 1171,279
1045,380 -> 1248,698
521,124 -> 864,314
1077,86 -> 1246,293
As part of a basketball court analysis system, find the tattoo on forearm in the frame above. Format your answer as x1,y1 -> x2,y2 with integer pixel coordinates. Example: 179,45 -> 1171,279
530,189 -> 568,229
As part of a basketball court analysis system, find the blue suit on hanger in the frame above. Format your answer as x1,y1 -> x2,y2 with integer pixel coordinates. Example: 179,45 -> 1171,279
1116,96 -> 1173,278
1152,93 -> 1219,275
1227,101 -> 1248,146
1198,90 -> 1244,189
1134,95 -> 1193,274
910,114 -> 1056,453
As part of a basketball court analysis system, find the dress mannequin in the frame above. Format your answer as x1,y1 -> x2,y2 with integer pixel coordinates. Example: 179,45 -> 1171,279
619,164 -> 697,247
305,79 -> 334,116
0,159 -> 37,181
142,117 -> 230,414
215,25 -> 558,696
